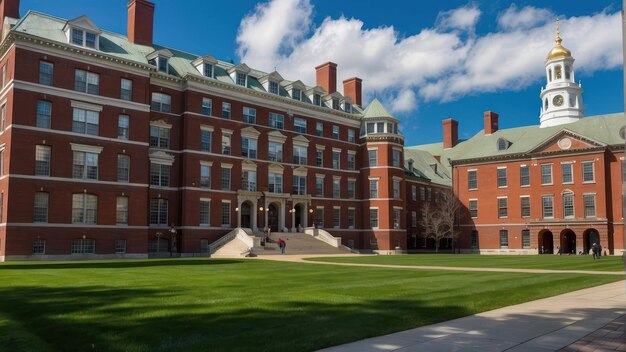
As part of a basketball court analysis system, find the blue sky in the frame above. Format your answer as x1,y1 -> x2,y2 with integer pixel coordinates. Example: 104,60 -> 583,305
19,0 -> 623,145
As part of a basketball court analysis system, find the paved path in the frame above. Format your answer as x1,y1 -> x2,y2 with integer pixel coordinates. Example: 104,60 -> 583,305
561,314 -> 626,351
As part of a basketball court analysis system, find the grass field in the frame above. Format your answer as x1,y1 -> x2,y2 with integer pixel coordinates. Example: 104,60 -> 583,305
306,254 -> 626,271
0,258 -> 623,352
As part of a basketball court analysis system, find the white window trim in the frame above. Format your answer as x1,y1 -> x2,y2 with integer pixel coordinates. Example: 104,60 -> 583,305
70,143 -> 103,154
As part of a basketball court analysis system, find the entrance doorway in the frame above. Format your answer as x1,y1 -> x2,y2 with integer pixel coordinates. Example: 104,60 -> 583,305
539,230 -> 553,254
241,202 -> 252,228
268,203 -> 279,232
583,229 -> 599,254
294,204 -> 303,230
561,230 -> 576,254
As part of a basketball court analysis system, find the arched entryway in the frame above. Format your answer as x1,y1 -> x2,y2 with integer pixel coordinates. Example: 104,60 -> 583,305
241,201 -> 252,228
583,229 -> 600,254
294,203 -> 304,231
538,230 -> 553,254
268,203 -> 280,232
561,230 -> 576,255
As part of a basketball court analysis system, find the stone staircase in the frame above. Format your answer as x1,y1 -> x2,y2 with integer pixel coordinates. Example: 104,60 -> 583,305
251,232 -> 352,255
211,237 -> 251,258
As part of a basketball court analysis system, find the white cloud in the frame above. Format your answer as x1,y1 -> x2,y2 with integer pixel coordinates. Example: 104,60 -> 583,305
436,4 -> 481,32
497,4 -> 553,31
389,89 -> 417,113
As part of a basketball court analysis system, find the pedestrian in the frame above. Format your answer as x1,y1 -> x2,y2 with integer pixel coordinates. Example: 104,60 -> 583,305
592,243 -> 598,260
278,238 -> 286,254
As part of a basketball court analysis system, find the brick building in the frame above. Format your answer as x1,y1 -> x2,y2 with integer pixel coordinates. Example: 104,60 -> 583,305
0,0 -> 418,260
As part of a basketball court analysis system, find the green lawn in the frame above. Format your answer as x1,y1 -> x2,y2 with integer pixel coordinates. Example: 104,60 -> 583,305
0,258 -> 622,352
307,254 -> 626,272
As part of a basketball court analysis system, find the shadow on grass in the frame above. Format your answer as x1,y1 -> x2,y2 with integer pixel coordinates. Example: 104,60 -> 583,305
0,258 -> 242,270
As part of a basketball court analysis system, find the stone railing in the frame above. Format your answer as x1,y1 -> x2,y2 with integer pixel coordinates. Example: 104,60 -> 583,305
209,228 -> 239,254
304,227 -> 341,247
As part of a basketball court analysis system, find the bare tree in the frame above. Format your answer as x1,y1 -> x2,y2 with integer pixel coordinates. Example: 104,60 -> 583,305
420,189 -> 461,253
437,189 -> 461,253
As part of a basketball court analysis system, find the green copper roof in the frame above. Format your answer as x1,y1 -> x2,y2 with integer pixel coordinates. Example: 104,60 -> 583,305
362,98 -> 394,119
404,148 -> 452,187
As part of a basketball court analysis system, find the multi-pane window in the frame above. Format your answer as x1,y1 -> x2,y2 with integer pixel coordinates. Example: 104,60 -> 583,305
242,170 -> 256,191
200,130 -> 211,152
222,102 -> 231,119
241,137 -> 257,159
470,231 -> 478,248
293,146 -> 307,165
33,239 -> 46,254
33,192 -> 49,222
149,198 -> 168,225
268,172 -> 282,193
368,150 -> 377,167
199,200 -> 210,225
70,28 -> 97,49
200,164 -> 210,188
393,179 -> 400,199
542,196 -> 554,218
497,167 -> 507,187
118,115 -> 129,140
469,199 -> 478,218
117,154 -> 130,182
221,202 -> 231,226
243,107 -> 256,124
563,193 -> 574,218
468,170 -> 477,189
72,193 -> 97,224
269,112 -> 284,129
315,176 -> 324,197
39,61 -> 53,86
347,153 -> 356,170
268,142 -> 283,162
203,63 -> 214,78
315,122 -> 323,136
315,207 -> 324,227
332,178 -> 340,198
411,211 -> 417,227
35,145 -> 51,176
497,197 -> 508,218
347,179 -> 356,199
1,104 -> 5,131
116,196 -> 128,225
561,163 -> 573,184
499,230 -> 508,247
268,81 -> 279,95
332,151 -> 340,169
393,149 -> 401,168
582,161 -> 595,182
150,163 -> 170,186
71,239 -> 95,254
315,149 -> 323,167
155,57 -> 168,73
347,208 -> 355,228
150,126 -> 170,148
520,196 -> 531,217
222,133 -> 231,155
236,72 -> 247,87
72,108 -> 99,135
366,123 -> 375,134
292,88 -> 301,101
393,209 -> 401,229
294,117 -> 306,133
293,175 -> 306,195
420,187 -> 425,201
74,70 -> 99,94
520,165 -> 530,186
369,208 -> 379,228
332,99 -> 340,110
369,179 -> 378,198
151,92 -> 171,113
332,125 -> 339,139
221,167 -> 231,190
72,151 -> 98,180
348,129 -> 355,143
541,164 -> 553,185
584,194 -> 596,217
115,240 -> 126,253
332,207 -> 340,228
522,229 -> 531,249
201,98 -> 212,115
313,94 -> 322,107
37,100 -> 52,128
120,78 -> 132,101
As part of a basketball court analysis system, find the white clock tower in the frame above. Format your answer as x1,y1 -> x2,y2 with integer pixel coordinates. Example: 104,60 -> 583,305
539,19 -> 584,128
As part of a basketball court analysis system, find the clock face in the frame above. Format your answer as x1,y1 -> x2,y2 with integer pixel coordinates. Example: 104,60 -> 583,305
553,95 -> 564,107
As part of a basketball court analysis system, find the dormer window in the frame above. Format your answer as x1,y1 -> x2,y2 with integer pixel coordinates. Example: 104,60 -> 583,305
332,99 -> 340,110
344,102 -> 351,113
147,49 -> 173,75
64,16 -> 101,50
203,64 -> 213,78
236,72 -> 247,86
497,138 -> 510,151
314,94 -> 321,106
292,89 -> 301,101
156,58 -> 168,73
192,55 -> 218,79
269,81 -> 279,95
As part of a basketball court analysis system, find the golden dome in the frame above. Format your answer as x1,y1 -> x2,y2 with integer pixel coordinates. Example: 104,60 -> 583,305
546,18 -> 571,60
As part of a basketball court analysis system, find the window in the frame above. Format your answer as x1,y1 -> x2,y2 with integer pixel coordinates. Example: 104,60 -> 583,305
222,102 -> 231,119
37,100 -> 52,128
71,239 -> 95,254
70,27 -> 83,45
332,207 -> 340,228
268,172 -> 282,193
369,179 -> 378,198
33,239 -> 46,254
150,163 -> 170,186
243,107 -> 256,124
72,151 -> 98,180
149,198 -> 168,225
33,192 -> 49,222
72,108 -> 99,135
0,104 -> 5,131
393,179 -> 400,199
315,176 -> 324,197
151,92 -> 171,113
347,153 -> 356,170
497,197 -> 508,218
420,187 -> 425,201
268,81 -> 279,95
200,130 -> 211,152
427,188 -> 432,201
332,178 -> 340,198
411,211 -> 417,227
497,138 -> 508,151
117,154 -> 130,182
541,164 -> 553,185
497,168 -> 507,187
294,117 -> 306,133
563,193 -> 574,218
236,72 -> 247,87
332,125 -> 339,139
268,142 -> 283,162
470,231 -> 478,248
345,102 -> 352,113
200,239 -> 209,253
221,167 -> 231,190
393,150 -> 401,168
366,123 -> 375,134
347,208 -> 355,228
522,230 -> 530,249
499,230 -> 508,247
242,170 -> 256,191
332,99 -> 340,110
347,179 -> 356,199
199,200 -> 210,225
72,193 -> 97,224
116,196 -> 128,225
332,151 -> 340,169
269,112 -> 284,129
115,240 -> 126,254
315,122 -> 323,136
292,88 -> 301,101
582,161 -> 595,182
222,133 -> 231,155
561,163 -> 573,183
120,79 -> 132,101
313,93 -> 322,107
345,130 -> 355,144
315,149 -> 323,167
584,194 -> 596,217
74,70 -> 99,95
468,170 -> 477,189
201,98 -> 212,116
70,28 -> 97,49
241,137 -> 257,159
35,145 -> 51,176
542,196 -> 554,218
393,209 -> 401,229
315,207 -> 324,227
368,150 -> 377,167
150,126 -> 170,148
200,164 -> 210,188
39,61 -> 53,86
118,115 -> 129,140
369,208 -> 379,228
520,165 -> 530,186
293,146 -> 307,165
411,186 -> 417,201
293,175 -> 306,195
520,196 -> 531,217
469,199 -> 478,218
203,64 -> 214,78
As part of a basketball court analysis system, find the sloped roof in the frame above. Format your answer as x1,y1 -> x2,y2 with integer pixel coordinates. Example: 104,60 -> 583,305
404,148 -> 452,187
362,98 -> 395,119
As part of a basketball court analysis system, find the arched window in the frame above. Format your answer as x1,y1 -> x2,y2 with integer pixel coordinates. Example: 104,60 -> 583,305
555,65 -> 562,79
564,65 -> 570,80
548,69 -> 552,82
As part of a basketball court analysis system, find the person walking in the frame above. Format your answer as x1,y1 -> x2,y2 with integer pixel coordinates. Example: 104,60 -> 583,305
278,238 -> 286,254
592,243 -> 598,260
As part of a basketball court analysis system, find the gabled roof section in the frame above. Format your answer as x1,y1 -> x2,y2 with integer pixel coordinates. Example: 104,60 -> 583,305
258,70 -> 284,84
403,149 -> 452,187
282,80 -> 306,91
146,48 -> 173,60
363,98 -> 394,120
62,15 -> 102,34
191,54 -> 217,67
293,135 -> 310,144
305,85 -> 326,95
528,129 -> 606,154
227,63 -> 251,74
323,91 -> 344,101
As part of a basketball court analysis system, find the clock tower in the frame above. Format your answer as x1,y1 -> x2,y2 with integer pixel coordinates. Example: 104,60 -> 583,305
539,19 -> 584,128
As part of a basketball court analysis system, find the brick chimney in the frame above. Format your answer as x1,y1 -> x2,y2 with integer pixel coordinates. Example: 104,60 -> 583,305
315,62 -> 337,93
343,77 -> 362,107
127,0 -> 155,46
442,118 -> 458,149
0,0 -> 19,31
484,111 -> 499,135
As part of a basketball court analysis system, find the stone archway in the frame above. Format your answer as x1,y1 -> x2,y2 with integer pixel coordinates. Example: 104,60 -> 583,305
294,203 -> 304,231
268,203 -> 280,232
583,229 -> 600,254
240,201 -> 252,229
561,229 -> 576,255
538,230 -> 553,254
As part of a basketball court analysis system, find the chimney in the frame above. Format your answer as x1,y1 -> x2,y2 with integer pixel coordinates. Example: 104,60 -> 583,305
343,77 -> 362,107
407,158 -> 414,171
127,0 -> 155,46
442,118 -> 458,149
315,62 -> 337,93
484,111 -> 499,135
0,0 -> 19,33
